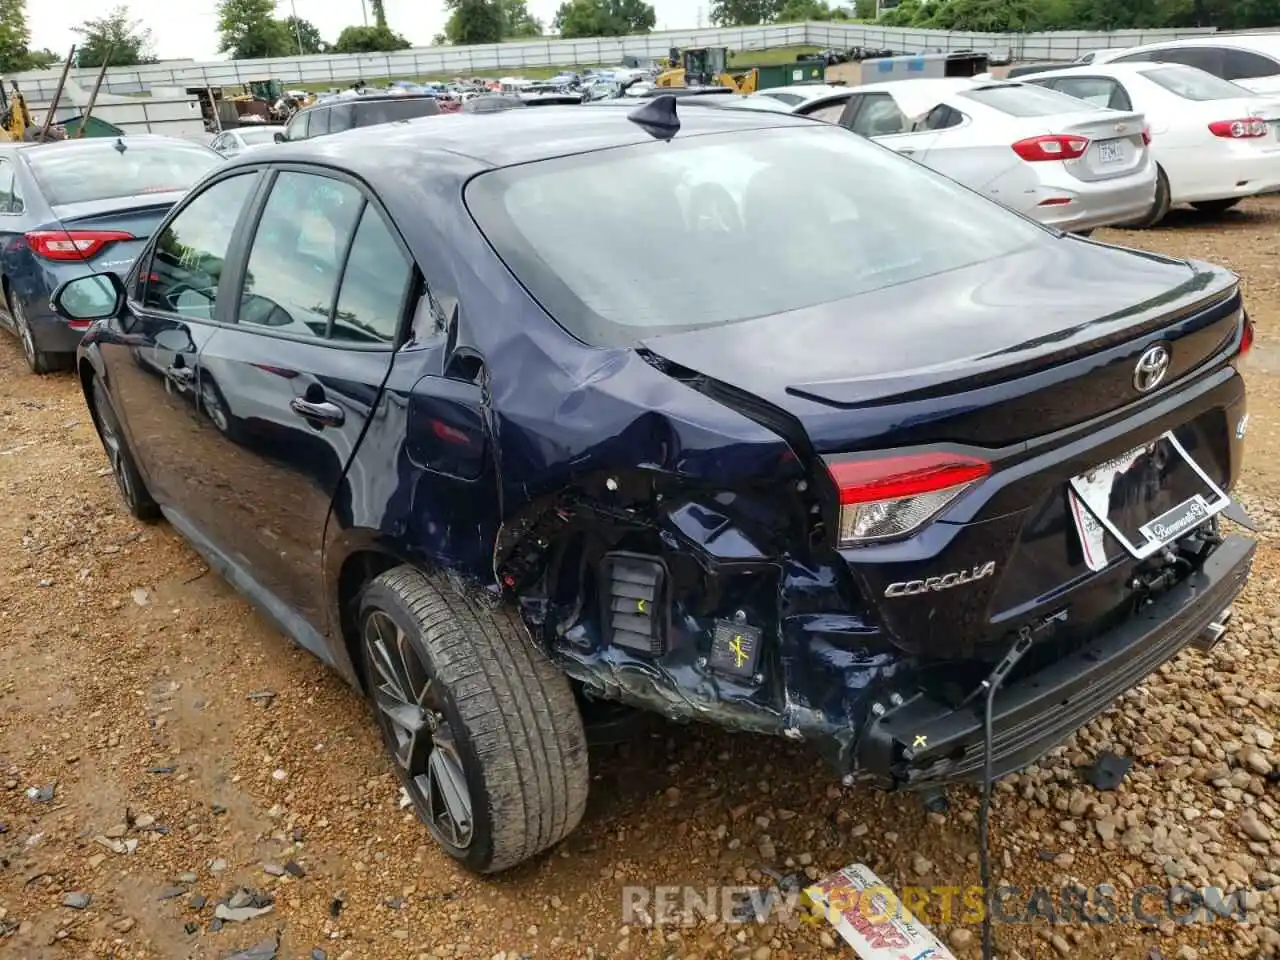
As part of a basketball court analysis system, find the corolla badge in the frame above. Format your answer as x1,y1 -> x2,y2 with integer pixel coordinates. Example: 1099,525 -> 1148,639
884,561 -> 996,598
1133,344 -> 1171,393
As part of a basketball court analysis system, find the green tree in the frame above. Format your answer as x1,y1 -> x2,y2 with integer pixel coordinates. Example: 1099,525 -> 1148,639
370,0 -> 389,29
777,0 -> 839,19
282,16 -> 327,54
553,0 -> 656,36
332,24 -> 411,53
26,48 -> 60,69
72,5 -> 156,68
504,0 -> 545,36
217,0 -> 294,59
0,0 -> 32,73
709,0 -> 782,25
444,0 -> 505,44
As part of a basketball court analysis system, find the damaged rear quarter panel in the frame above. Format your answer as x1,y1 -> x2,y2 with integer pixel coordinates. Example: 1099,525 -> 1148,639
324,155 -> 914,775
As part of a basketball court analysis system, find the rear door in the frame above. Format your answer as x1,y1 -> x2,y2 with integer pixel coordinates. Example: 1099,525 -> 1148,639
188,166 -> 412,630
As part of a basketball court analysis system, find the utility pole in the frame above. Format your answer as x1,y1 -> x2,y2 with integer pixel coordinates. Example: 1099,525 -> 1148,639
360,0 -> 368,26
290,0 -> 304,55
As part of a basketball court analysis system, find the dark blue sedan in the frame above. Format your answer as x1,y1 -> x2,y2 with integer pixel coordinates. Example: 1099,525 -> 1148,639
50,101 -> 1255,874
0,135 -> 220,373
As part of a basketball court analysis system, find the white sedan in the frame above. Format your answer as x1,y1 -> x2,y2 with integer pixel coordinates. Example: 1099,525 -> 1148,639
210,126 -> 287,159
1025,63 -> 1280,224
803,78 -> 1157,234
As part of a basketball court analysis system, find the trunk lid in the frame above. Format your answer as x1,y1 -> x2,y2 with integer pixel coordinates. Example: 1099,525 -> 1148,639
1047,109 -> 1148,180
640,239 -> 1240,455
50,192 -> 182,277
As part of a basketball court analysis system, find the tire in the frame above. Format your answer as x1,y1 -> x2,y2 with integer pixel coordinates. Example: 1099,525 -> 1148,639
1121,165 -> 1171,229
1191,198 -> 1241,215
10,294 -> 58,375
358,566 -> 589,874
90,376 -> 161,522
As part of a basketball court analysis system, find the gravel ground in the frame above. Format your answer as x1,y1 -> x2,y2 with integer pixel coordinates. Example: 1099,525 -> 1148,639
2,200 -> 1280,960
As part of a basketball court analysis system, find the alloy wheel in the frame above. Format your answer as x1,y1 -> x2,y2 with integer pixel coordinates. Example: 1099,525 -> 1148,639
363,609 -> 474,850
200,381 -> 230,434
93,382 -> 136,508
13,298 -> 36,369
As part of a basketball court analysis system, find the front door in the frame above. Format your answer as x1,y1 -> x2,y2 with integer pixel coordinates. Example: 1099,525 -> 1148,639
190,167 -> 413,631
97,170 -> 262,510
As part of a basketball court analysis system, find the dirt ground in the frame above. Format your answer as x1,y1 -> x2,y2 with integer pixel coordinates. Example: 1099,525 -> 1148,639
2,200 -> 1280,960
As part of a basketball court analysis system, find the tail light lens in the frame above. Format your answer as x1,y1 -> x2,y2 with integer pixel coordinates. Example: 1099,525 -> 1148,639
1011,134 -> 1089,162
1240,315 -> 1255,357
25,229 -> 134,261
828,452 -> 991,546
1209,117 -> 1267,139
1142,126 -> 1152,145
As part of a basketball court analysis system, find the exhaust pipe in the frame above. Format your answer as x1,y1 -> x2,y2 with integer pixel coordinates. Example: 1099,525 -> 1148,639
1191,607 -> 1233,652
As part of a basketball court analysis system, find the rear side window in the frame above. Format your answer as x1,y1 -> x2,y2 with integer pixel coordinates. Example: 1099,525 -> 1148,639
25,141 -> 220,206
353,98 -> 442,127
958,84 -> 1101,116
917,104 -> 964,130
763,92 -> 804,106
145,174 -> 258,319
1144,46 -> 1225,76
465,124 -> 1049,348
332,207 -> 413,344
0,159 -> 14,214
1141,65 -> 1251,100
1225,48 -> 1280,80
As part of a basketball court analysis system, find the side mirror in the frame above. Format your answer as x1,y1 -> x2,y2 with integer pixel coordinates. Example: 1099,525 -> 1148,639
51,272 -> 127,323
274,131 -> 286,143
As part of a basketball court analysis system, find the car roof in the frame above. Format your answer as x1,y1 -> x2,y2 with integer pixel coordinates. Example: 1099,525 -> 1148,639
248,103 -> 816,171
1109,34 -> 1280,54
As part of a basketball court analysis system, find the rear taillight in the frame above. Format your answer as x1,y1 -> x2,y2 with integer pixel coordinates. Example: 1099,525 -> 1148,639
25,229 -> 134,261
1209,117 -> 1267,139
1142,126 -> 1152,145
1240,316 -> 1255,357
828,452 -> 991,546
1012,134 -> 1089,162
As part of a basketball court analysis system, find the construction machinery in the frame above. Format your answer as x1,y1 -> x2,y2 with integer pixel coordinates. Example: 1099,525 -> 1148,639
657,47 -> 758,94
0,80 -> 32,141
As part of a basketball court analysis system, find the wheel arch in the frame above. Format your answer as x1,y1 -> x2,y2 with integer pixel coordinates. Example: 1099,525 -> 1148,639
334,546 -> 414,691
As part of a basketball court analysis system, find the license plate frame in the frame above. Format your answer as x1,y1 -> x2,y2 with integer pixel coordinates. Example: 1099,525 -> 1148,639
1067,431 -> 1229,572
1096,138 -> 1123,164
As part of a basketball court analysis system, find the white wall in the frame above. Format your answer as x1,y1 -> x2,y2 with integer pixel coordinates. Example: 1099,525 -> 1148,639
11,21 -> 1217,100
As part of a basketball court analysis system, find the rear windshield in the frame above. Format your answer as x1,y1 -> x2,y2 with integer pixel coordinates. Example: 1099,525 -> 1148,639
959,83 -> 1103,116
26,140 -> 219,206
353,97 -> 441,125
1141,65 -> 1252,100
466,124 -> 1049,347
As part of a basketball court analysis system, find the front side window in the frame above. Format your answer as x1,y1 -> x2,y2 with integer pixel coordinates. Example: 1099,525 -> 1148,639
25,140 -> 220,206
1144,47 -> 1225,76
850,94 -> 909,136
352,98 -> 442,126
1141,65 -> 1252,100
465,124 -> 1049,348
286,112 -> 311,141
238,171 -> 363,338
309,108 -> 331,137
144,174 -> 258,319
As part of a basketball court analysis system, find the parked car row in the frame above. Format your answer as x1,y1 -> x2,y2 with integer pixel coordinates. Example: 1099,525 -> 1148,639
36,96 -> 1256,883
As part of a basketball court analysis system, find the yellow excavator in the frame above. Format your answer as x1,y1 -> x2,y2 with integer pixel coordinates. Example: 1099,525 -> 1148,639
656,47 -> 758,94
0,80 -> 33,141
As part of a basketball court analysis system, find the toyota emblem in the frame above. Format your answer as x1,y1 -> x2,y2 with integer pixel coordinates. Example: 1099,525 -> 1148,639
1134,344 -> 1171,393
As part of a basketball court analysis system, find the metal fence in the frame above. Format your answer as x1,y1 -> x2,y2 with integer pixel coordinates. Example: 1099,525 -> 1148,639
11,21 -> 1218,100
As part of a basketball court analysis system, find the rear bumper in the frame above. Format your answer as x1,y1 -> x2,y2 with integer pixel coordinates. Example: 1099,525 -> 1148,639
1030,176 -> 1157,232
1172,148 -> 1280,204
26,302 -> 89,355
854,533 -> 1255,787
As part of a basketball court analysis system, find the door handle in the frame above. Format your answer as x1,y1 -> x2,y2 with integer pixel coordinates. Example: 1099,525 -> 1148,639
290,397 -> 344,426
165,365 -> 193,383
898,148 -> 916,155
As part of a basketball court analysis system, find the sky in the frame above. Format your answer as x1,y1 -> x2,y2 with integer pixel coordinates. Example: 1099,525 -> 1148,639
29,0 -> 705,62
